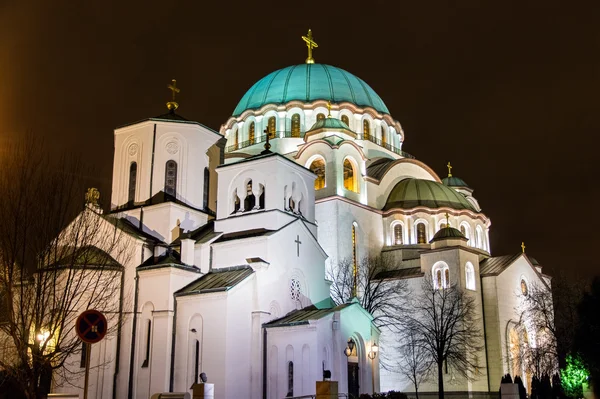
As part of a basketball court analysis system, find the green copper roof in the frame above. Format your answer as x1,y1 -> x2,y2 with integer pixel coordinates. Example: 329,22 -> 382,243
233,64 -> 389,116
442,175 -> 470,188
308,117 -> 351,132
384,178 -> 476,212
430,227 -> 468,243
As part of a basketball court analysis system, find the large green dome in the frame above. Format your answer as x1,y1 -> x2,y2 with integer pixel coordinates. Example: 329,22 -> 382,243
384,178 -> 476,212
233,64 -> 389,116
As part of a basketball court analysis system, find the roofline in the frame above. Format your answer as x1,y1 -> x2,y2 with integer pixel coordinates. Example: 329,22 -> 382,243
116,117 -> 223,138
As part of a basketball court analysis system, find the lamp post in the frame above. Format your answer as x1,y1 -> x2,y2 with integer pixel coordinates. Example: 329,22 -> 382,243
344,338 -> 355,357
368,342 -> 378,394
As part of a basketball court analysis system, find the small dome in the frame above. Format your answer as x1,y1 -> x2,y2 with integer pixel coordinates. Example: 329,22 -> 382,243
307,117 -> 351,132
430,227 -> 468,243
384,178 -> 476,212
233,64 -> 389,116
442,175 -> 470,188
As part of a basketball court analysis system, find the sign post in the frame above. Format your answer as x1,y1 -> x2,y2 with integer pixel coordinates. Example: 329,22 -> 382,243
75,310 -> 108,399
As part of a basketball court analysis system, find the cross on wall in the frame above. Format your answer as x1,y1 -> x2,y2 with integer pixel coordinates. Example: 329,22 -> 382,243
295,235 -> 302,257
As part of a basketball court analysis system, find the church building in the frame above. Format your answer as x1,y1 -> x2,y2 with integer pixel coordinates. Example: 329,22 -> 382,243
52,31 -> 553,399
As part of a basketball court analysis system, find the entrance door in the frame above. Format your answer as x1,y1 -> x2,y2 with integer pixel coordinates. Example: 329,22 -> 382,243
348,362 -> 359,399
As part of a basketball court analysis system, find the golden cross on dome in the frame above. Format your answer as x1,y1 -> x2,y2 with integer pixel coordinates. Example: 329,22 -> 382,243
167,79 -> 180,111
447,161 -> 453,177
302,29 -> 318,64
521,241 -> 526,253
445,212 -> 450,228
327,101 -> 332,117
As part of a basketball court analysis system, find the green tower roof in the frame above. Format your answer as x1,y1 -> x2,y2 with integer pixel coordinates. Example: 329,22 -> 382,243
442,175 -> 470,188
384,178 -> 476,212
233,64 -> 389,116
307,117 -> 351,132
430,227 -> 468,243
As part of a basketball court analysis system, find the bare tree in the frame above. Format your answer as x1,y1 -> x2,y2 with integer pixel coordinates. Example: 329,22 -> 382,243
396,329 -> 432,399
518,282 -> 559,378
402,276 -> 484,399
0,139 -> 131,399
327,254 -> 410,331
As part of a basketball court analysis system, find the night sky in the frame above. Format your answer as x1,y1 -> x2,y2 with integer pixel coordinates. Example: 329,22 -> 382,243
1,1 -> 598,281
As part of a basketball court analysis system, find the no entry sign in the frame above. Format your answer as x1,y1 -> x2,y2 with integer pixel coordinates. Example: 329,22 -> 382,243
76,310 -> 107,344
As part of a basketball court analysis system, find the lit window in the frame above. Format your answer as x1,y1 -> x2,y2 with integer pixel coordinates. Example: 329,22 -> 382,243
460,225 -> 467,237
363,119 -> 370,137
234,129 -> 239,149
128,162 -> 137,203
268,117 -> 276,138
381,125 -> 387,146
341,115 -> 350,127
165,161 -> 177,197
249,122 -> 255,143
416,223 -> 427,244
309,158 -> 326,190
291,114 -> 301,137
465,262 -> 475,290
393,224 -> 403,245
521,279 -> 528,296
432,263 -> 450,289
343,158 -> 358,193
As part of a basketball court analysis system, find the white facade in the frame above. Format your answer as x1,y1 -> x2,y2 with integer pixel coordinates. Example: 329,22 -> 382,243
50,56 -> 552,399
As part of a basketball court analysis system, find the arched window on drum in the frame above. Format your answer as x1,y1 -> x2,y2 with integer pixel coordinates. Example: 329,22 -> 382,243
291,114 -> 301,137
416,223 -> 427,244
393,224 -> 403,245
309,158 -> 326,190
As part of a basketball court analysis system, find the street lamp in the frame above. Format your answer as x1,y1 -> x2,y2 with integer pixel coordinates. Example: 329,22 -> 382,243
369,342 -> 379,394
344,338 -> 355,357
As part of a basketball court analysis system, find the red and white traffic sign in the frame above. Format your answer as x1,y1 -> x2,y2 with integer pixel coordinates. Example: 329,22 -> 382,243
76,309 -> 107,344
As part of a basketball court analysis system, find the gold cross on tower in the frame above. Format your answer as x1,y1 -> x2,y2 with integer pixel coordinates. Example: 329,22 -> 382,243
445,212 -> 450,229
447,161 -> 453,177
327,101 -> 332,118
521,241 -> 526,253
302,29 -> 318,64
167,79 -> 180,111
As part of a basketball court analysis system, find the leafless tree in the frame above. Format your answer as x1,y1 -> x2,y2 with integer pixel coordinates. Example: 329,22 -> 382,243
0,139 -> 131,399
402,276 -> 484,399
327,254 -> 410,331
396,329 -> 432,399
518,282 -> 559,378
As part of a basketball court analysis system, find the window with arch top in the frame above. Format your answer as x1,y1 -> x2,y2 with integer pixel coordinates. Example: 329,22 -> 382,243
381,125 -> 387,146
317,113 -> 325,121
432,262 -> 450,289
341,115 -> 350,127
128,162 -> 137,203
416,223 -> 427,244
291,114 -> 301,137
363,119 -> 371,137
393,224 -> 403,245
465,262 -> 475,290
343,158 -> 359,193
267,116 -> 276,138
165,160 -> 177,197
309,158 -> 326,190
249,121 -> 255,143
233,129 -> 239,149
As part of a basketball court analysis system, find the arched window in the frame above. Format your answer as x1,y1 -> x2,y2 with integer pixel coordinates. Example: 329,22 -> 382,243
142,320 -> 152,367
249,122 -> 255,143
465,262 -> 475,290
381,125 -> 387,146
363,119 -> 370,137
291,114 -> 301,137
476,226 -> 484,249
521,279 -> 528,296
234,129 -> 239,149
341,115 -> 350,127
232,190 -> 240,214
309,158 -> 326,190
432,263 -> 450,289
289,196 -> 295,212
343,158 -> 358,193
460,225 -> 467,237
287,361 -> 294,397
393,224 -> 403,245
203,167 -> 210,210
268,116 -> 276,138
259,185 -> 265,209
165,160 -> 177,197
244,179 -> 256,211
416,223 -> 427,244
317,113 -> 325,121
128,162 -> 137,203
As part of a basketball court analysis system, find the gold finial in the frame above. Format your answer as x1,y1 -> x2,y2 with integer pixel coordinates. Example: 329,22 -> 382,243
301,29 -> 318,64
327,101 -> 332,118
167,79 -> 180,111
447,161 -> 453,177
445,212 -> 450,229
85,188 -> 100,206
521,242 -> 526,253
